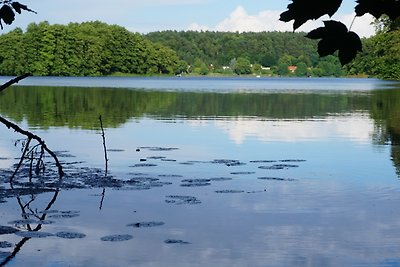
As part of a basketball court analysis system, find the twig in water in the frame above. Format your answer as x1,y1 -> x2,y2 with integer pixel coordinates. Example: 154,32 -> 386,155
98,115 -> 108,210
99,115 -> 109,176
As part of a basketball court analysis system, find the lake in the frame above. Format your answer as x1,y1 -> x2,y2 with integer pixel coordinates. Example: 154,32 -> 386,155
1,76 -> 400,267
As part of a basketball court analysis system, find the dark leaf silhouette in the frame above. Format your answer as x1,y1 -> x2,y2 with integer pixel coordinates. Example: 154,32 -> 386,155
280,0 -> 343,30
0,2 -> 36,29
306,21 -> 362,65
11,2 -> 37,14
355,0 -> 400,20
0,4 -> 15,27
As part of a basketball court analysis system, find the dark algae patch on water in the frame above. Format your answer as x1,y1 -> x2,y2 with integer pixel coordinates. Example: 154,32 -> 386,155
127,221 -> 165,228
165,195 -> 201,205
100,234 -> 133,242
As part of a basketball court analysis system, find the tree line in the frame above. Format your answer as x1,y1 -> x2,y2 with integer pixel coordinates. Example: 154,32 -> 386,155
0,21 -> 185,76
0,21 -> 398,79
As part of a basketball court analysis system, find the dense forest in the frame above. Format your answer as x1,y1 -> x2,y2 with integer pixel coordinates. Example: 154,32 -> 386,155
0,21 -> 398,79
0,21 -> 186,76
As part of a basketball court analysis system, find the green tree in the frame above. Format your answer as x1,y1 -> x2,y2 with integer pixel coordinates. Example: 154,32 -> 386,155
233,57 -> 251,75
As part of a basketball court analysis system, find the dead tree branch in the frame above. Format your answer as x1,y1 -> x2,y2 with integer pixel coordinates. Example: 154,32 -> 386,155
0,73 -> 31,93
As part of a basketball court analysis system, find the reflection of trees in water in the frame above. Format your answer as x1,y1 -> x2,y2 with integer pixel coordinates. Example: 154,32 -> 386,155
370,88 -> 400,176
0,86 -> 371,128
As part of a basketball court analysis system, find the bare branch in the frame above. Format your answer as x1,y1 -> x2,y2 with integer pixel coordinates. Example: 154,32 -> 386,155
0,73 -> 31,93
0,116 -> 64,177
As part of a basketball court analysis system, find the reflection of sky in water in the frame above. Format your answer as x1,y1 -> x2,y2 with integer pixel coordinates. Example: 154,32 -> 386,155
1,101 -> 400,265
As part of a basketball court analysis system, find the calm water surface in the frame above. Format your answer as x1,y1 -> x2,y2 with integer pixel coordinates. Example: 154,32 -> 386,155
1,77 -> 400,267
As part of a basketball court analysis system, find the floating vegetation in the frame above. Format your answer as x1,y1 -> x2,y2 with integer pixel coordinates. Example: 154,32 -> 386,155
126,177 -> 160,183
180,182 -> 211,187
258,164 -> 299,170
127,221 -> 165,228
211,159 -> 245,166
0,226 -> 19,235
49,211 -> 80,219
38,220 -> 55,225
139,147 -> 179,152
161,159 -> 177,162
165,195 -> 201,205
247,190 -> 267,194
147,156 -> 166,160
0,157 -> 10,160
181,178 -> 211,183
54,151 -> 76,158
100,234 -> 133,242
179,162 -> 195,165
15,231 -> 54,238
215,190 -> 245,194
129,163 -> 158,168
258,177 -> 297,181
181,178 -> 211,186
8,219 -> 37,225
279,159 -> 306,162
0,241 -> 13,248
38,210 -> 59,214
0,251 -> 11,259
209,177 -> 233,182
250,160 -> 277,163
129,172 -> 149,176
56,232 -> 86,239
230,172 -> 255,175
106,149 -> 125,152
158,174 -> 183,178
149,181 -> 173,187
164,239 -> 191,244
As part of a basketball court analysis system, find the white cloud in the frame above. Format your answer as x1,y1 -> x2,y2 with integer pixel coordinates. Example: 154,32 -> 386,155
189,5 -> 375,37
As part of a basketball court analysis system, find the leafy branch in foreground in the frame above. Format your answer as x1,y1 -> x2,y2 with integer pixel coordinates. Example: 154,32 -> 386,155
280,0 -> 400,65
0,1 -> 36,29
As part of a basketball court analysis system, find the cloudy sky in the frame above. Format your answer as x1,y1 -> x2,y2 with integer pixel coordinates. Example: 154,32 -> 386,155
6,0 -> 375,37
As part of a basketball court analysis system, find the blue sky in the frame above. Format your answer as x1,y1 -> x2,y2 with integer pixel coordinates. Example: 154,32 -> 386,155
5,0 -> 375,36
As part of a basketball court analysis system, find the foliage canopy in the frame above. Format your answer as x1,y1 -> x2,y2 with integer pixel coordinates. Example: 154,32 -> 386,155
280,0 -> 400,65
